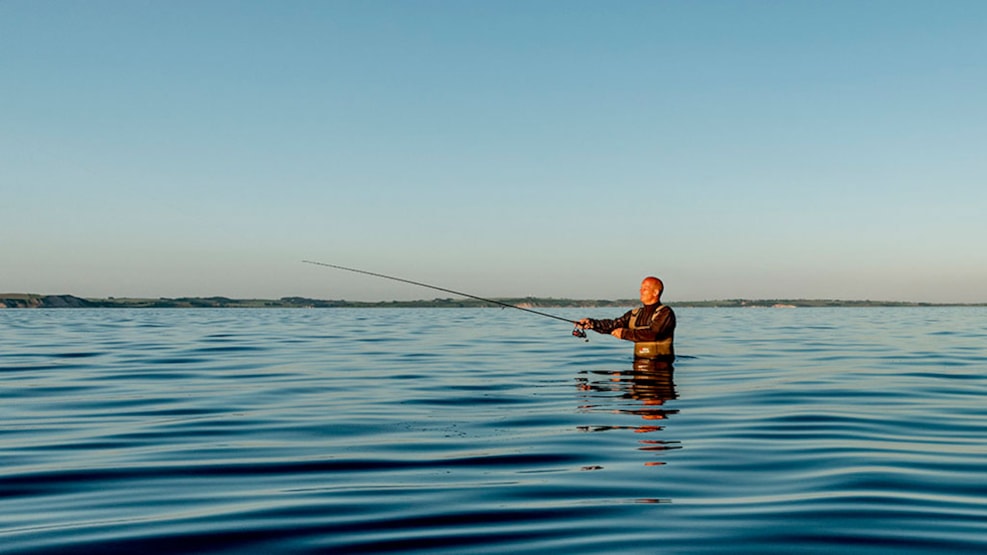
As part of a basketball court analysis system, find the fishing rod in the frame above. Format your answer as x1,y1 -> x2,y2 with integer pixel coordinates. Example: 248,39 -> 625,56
302,260 -> 587,338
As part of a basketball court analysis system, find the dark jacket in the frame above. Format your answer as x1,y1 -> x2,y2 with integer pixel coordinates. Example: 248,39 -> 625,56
587,303 -> 675,360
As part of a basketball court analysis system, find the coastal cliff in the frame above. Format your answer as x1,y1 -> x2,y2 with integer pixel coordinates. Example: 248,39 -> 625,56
1,294 -> 97,308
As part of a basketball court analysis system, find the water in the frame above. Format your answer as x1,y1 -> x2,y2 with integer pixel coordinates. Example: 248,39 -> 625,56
2,307 -> 986,554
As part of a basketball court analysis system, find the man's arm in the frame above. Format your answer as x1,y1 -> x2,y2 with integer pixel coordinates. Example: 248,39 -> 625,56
578,310 -> 633,335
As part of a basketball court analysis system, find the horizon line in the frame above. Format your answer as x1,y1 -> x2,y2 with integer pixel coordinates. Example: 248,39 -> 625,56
2,293 -> 985,307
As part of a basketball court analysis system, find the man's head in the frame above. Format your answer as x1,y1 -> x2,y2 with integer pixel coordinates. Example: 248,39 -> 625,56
639,276 -> 664,305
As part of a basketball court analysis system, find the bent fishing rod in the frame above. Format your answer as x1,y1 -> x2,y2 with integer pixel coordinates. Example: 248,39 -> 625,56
302,260 -> 587,338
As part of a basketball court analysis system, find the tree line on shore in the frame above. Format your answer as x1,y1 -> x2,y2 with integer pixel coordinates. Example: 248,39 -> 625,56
1,293 -> 977,309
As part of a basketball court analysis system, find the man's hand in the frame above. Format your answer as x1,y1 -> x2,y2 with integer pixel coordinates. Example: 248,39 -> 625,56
611,328 -> 628,340
576,318 -> 593,329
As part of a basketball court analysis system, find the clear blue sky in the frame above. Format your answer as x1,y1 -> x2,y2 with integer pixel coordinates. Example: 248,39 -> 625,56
3,1 -> 985,303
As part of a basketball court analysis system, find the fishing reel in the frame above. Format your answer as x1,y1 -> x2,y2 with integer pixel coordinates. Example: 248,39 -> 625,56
572,326 -> 588,340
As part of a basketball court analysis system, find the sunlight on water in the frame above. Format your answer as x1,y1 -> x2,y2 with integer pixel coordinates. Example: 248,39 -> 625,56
2,307 -> 987,553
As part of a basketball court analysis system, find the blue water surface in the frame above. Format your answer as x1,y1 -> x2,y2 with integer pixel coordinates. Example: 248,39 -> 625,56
2,307 -> 986,554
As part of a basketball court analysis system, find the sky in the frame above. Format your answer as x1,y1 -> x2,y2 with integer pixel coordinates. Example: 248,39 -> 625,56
2,1 -> 985,303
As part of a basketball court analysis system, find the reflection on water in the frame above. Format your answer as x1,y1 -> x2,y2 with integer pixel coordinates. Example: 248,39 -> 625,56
577,359 -> 682,468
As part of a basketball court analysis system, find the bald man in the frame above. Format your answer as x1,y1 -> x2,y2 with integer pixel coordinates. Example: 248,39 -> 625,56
577,276 -> 676,361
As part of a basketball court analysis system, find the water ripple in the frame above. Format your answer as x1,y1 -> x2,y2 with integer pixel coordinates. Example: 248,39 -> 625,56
2,307 -> 987,553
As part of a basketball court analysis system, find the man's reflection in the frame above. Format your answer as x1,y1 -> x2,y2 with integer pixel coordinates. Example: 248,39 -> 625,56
576,359 -> 681,466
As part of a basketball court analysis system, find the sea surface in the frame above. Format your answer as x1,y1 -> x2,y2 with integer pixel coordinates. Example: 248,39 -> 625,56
2,307 -> 987,554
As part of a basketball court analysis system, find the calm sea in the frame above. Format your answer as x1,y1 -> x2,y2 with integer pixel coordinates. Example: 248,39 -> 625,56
2,307 -> 986,554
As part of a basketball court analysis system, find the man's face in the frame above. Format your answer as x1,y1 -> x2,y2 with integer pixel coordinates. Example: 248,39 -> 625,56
640,280 -> 659,304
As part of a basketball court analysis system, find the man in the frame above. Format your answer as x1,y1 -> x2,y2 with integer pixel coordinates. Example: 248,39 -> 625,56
577,276 -> 675,361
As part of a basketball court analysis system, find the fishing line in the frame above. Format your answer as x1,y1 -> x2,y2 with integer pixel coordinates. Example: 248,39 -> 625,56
302,260 -> 587,338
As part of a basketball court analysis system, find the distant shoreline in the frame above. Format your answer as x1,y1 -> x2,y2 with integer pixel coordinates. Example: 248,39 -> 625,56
2,294 -> 983,309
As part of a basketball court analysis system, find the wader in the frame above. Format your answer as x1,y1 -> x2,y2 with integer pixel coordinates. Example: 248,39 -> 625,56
630,305 -> 674,360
